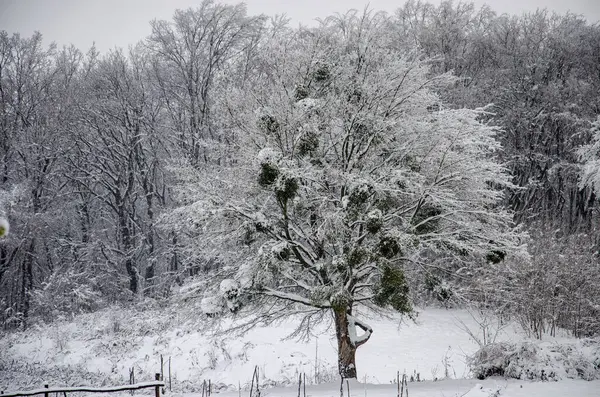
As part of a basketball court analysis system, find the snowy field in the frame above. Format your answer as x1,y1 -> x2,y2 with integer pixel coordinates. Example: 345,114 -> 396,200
212,378 -> 600,397
0,305 -> 598,396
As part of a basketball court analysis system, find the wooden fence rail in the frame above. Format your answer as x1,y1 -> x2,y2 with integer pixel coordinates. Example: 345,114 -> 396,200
1,374 -> 164,397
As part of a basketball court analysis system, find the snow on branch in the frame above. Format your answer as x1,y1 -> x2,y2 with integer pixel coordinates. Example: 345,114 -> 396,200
347,314 -> 373,347
260,287 -> 331,309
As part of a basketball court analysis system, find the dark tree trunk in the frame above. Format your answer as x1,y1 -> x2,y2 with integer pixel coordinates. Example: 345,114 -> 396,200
334,307 -> 357,379
333,306 -> 374,379
118,203 -> 138,295
142,178 -> 155,288
0,246 -> 8,285
169,233 -> 183,286
21,238 -> 35,329
125,258 -> 138,295
79,201 -> 90,244
333,308 -> 356,379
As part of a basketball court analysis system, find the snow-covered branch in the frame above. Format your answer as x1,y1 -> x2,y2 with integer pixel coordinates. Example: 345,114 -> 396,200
259,287 -> 330,309
347,314 -> 373,348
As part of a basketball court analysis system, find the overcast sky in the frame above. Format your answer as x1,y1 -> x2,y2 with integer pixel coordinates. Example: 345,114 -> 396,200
0,0 -> 599,53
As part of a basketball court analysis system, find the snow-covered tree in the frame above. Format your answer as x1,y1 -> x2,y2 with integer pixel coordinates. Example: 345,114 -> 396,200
579,117 -> 600,193
147,0 -> 265,167
175,11 -> 526,379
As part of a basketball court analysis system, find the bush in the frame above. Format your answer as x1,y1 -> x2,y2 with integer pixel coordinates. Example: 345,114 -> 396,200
30,263 -> 125,323
469,339 -> 600,381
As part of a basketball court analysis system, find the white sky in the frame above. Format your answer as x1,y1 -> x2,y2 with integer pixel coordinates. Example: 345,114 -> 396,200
0,0 -> 599,53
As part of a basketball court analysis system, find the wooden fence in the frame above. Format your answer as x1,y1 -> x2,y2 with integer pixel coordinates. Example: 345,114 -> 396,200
1,374 -> 165,397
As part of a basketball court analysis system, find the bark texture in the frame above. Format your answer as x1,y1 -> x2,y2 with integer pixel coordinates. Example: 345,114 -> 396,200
334,308 -> 357,379
333,307 -> 373,379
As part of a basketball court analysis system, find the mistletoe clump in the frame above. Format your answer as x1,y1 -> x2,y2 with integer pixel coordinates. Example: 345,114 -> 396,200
258,163 -> 279,186
258,114 -> 281,135
257,148 -> 281,187
365,209 -> 383,234
312,61 -> 331,82
294,84 -> 310,101
374,265 -> 411,313
297,130 -> 319,157
378,234 -> 402,259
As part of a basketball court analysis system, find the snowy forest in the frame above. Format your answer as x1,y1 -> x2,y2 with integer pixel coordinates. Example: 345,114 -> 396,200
1,0 -> 600,391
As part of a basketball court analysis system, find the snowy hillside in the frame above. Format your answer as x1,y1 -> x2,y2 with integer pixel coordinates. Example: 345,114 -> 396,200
1,303 -> 598,396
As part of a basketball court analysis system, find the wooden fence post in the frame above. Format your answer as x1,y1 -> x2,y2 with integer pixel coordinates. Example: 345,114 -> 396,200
168,357 -> 172,392
303,373 -> 306,397
154,373 -> 161,397
160,355 -> 164,381
129,367 -> 135,396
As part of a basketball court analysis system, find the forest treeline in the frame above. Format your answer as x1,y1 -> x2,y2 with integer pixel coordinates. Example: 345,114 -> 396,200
0,0 -> 599,338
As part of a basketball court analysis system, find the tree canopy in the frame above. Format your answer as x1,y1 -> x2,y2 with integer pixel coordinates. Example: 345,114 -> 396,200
179,11 -> 526,378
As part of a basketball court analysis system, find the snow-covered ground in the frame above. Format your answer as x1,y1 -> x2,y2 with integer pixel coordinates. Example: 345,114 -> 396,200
0,304 -> 598,396
213,378 -> 600,397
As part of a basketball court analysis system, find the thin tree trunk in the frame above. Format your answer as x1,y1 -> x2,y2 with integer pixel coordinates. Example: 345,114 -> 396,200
0,246 -> 8,286
21,238 -> 35,329
118,205 -> 138,295
143,189 -> 155,288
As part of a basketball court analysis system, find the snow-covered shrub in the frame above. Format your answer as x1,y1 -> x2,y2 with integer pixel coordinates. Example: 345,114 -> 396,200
313,363 -> 340,384
490,230 -> 600,339
469,339 -> 600,381
220,279 -> 242,313
205,339 -> 232,369
30,266 -> 112,322
200,295 -> 224,317
455,308 -> 508,348
51,323 -> 70,352
583,338 -> 600,370
109,312 -> 122,333
0,358 -> 114,390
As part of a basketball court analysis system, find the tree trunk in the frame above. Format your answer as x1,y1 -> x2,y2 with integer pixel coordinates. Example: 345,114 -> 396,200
0,246 -> 8,286
142,178 -> 156,290
118,204 -> 138,295
333,306 -> 374,379
333,307 -> 358,379
21,238 -> 35,329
